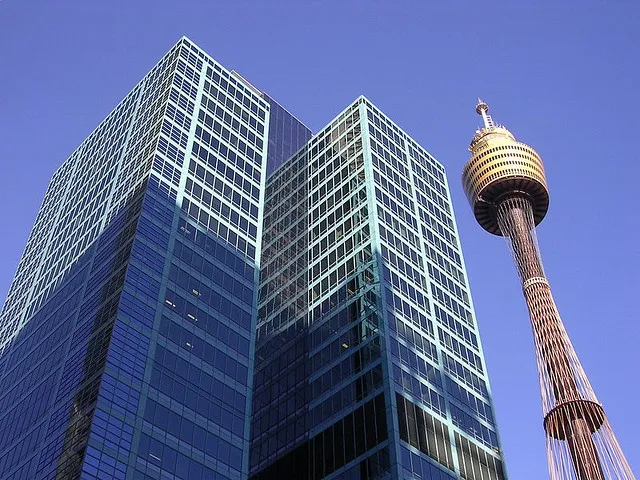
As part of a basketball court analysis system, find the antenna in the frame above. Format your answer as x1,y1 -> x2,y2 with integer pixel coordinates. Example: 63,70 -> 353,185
476,98 -> 495,129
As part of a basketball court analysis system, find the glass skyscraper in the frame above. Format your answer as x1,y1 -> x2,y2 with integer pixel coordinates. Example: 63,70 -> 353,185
0,37 -> 505,480
251,98 -> 506,479
0,37 -> 308,480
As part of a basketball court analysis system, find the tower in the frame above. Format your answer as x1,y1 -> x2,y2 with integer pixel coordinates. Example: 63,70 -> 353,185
461,100 -> 635,479
0,37 -> 310,479
0,35 -> 510,478
251,97 -> 508,479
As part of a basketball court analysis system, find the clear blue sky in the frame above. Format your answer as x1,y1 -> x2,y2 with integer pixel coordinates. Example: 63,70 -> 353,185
1,1 -> 638,477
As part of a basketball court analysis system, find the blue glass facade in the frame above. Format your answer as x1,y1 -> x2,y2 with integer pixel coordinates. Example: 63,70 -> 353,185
262,93 -> 312,175
0,38 -> 507,480
251,98 -> 507,479
0,190 -> 145,478
0,37 -> 292,479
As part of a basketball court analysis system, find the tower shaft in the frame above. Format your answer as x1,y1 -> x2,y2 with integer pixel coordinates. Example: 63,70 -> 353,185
496,197 -> 605,480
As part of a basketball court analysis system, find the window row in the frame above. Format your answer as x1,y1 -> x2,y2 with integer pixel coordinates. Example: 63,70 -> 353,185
173,235 -> 254,283
137,431 -> 241,478
181,199 -> 256,258
450,404 -> 499,449
185,177 -> 257,239
371,153 -> 411,196
164,286 -> 251,334
392,365 -> 446,417
431,284 -> 472,325
310,339 -> 381,399
310,313 -> 379,372
442,353 -> 488,398
434,305 -> 478,350
445,377 -> 494,426
369,130 -> 406,163
149,358 -> 246,435
438,328 -> 483,373
159,315 -> 249,373
367,111 -> 406,159
428,263 -> 469,307
388,313 -> 436,362
375,187 -> 418,232
378,224 -> 422,269
201,94 -> 264,150
389,340 -> 441,389
396,393 -> 454,471
382,245 -> 425,287
382,266 -> 429,312
310,365 -> 383,428
193,127 -> 261,183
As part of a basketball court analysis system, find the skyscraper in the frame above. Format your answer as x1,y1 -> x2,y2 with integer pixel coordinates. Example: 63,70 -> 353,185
251,97 -> 507,479
0,37 -> 308,479
462,100 -> 635,479
0,37 -> 507,480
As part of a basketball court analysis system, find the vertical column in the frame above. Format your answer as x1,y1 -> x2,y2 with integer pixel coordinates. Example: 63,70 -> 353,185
496,196 -> 605,480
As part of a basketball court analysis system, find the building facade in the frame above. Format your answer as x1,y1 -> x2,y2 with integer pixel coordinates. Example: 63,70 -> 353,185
251,98 -> 506,479
0,37 -> 308,479
0,37 -> 505,480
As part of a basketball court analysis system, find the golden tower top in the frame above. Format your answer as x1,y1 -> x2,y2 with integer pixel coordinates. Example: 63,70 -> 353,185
462,100 -> 549,235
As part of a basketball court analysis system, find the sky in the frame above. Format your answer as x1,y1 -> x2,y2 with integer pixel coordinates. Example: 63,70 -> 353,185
1,1 -> 638,478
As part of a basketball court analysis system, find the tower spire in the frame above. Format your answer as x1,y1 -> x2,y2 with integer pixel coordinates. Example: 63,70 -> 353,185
476,98 -> 495,129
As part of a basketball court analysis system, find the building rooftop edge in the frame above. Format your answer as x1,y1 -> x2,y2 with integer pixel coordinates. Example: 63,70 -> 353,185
357,94 -> 445,173
261,92 -> 313,133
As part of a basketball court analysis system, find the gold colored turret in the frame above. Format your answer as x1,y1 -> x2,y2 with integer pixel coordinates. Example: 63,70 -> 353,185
462,99 -> 549,235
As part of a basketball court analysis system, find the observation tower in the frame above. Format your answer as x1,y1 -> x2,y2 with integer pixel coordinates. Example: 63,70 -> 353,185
461,100 -> 635,479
